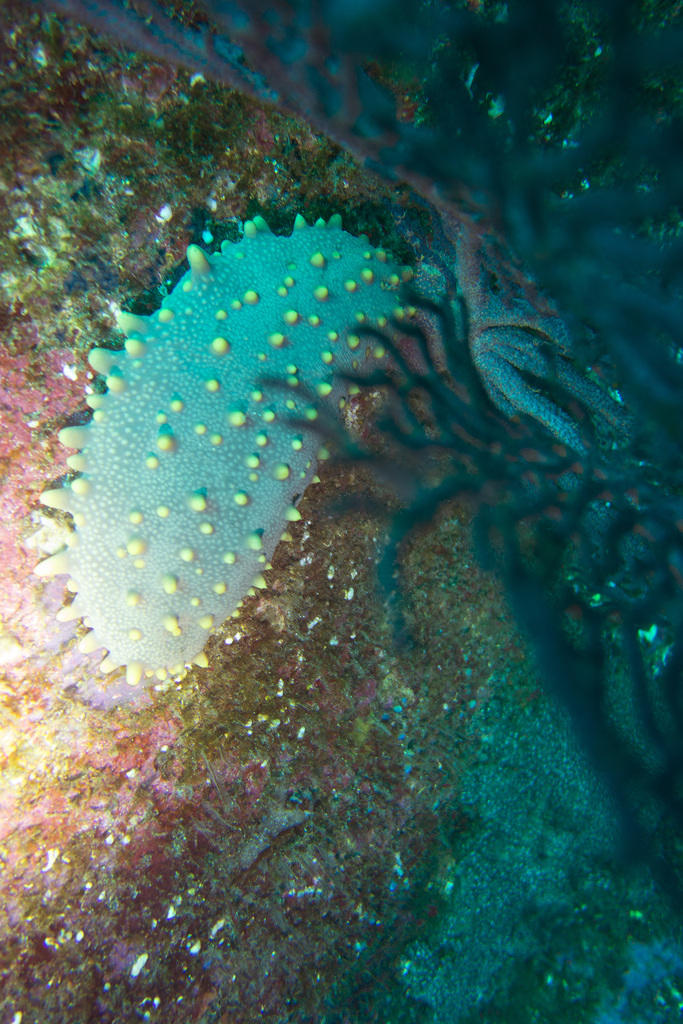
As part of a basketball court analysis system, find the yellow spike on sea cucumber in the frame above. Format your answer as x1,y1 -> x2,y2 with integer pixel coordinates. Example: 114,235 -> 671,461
125,337 -> 147,357
78,631 -> 102,654
88,349 -> 115,375
126,662 -> 144,686
58,425 -> 90,448
187,244 -> 211,276
40,488 -> 72,512
71,477 -> 91,496
56,604 -> 82,622
106,369 -> 126,394
117,312 -> 148,337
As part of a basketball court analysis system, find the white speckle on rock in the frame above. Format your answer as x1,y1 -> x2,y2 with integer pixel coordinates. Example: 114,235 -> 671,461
130,952 -> 148,978
75,147 -> 101,173
42,848 -> 60,873
0,629 -> 25,667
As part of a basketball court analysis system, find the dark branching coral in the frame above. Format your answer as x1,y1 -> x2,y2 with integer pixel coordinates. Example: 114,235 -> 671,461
341,291 -> 683,889
35,0 -> 683,886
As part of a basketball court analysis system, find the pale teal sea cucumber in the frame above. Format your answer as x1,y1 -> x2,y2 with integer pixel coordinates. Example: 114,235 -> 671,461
36,214 -> 410,687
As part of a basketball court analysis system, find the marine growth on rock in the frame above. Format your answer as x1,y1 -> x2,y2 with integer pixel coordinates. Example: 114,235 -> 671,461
36,214 -> 410,687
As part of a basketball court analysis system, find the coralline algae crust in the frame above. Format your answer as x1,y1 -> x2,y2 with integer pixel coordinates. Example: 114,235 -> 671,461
37,214 -> 408,687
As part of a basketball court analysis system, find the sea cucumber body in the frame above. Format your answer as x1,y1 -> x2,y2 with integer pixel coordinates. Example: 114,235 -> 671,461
37,216 -> 406,685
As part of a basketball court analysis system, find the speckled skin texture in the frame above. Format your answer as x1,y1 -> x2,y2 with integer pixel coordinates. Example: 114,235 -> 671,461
38,216 -> 406,682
